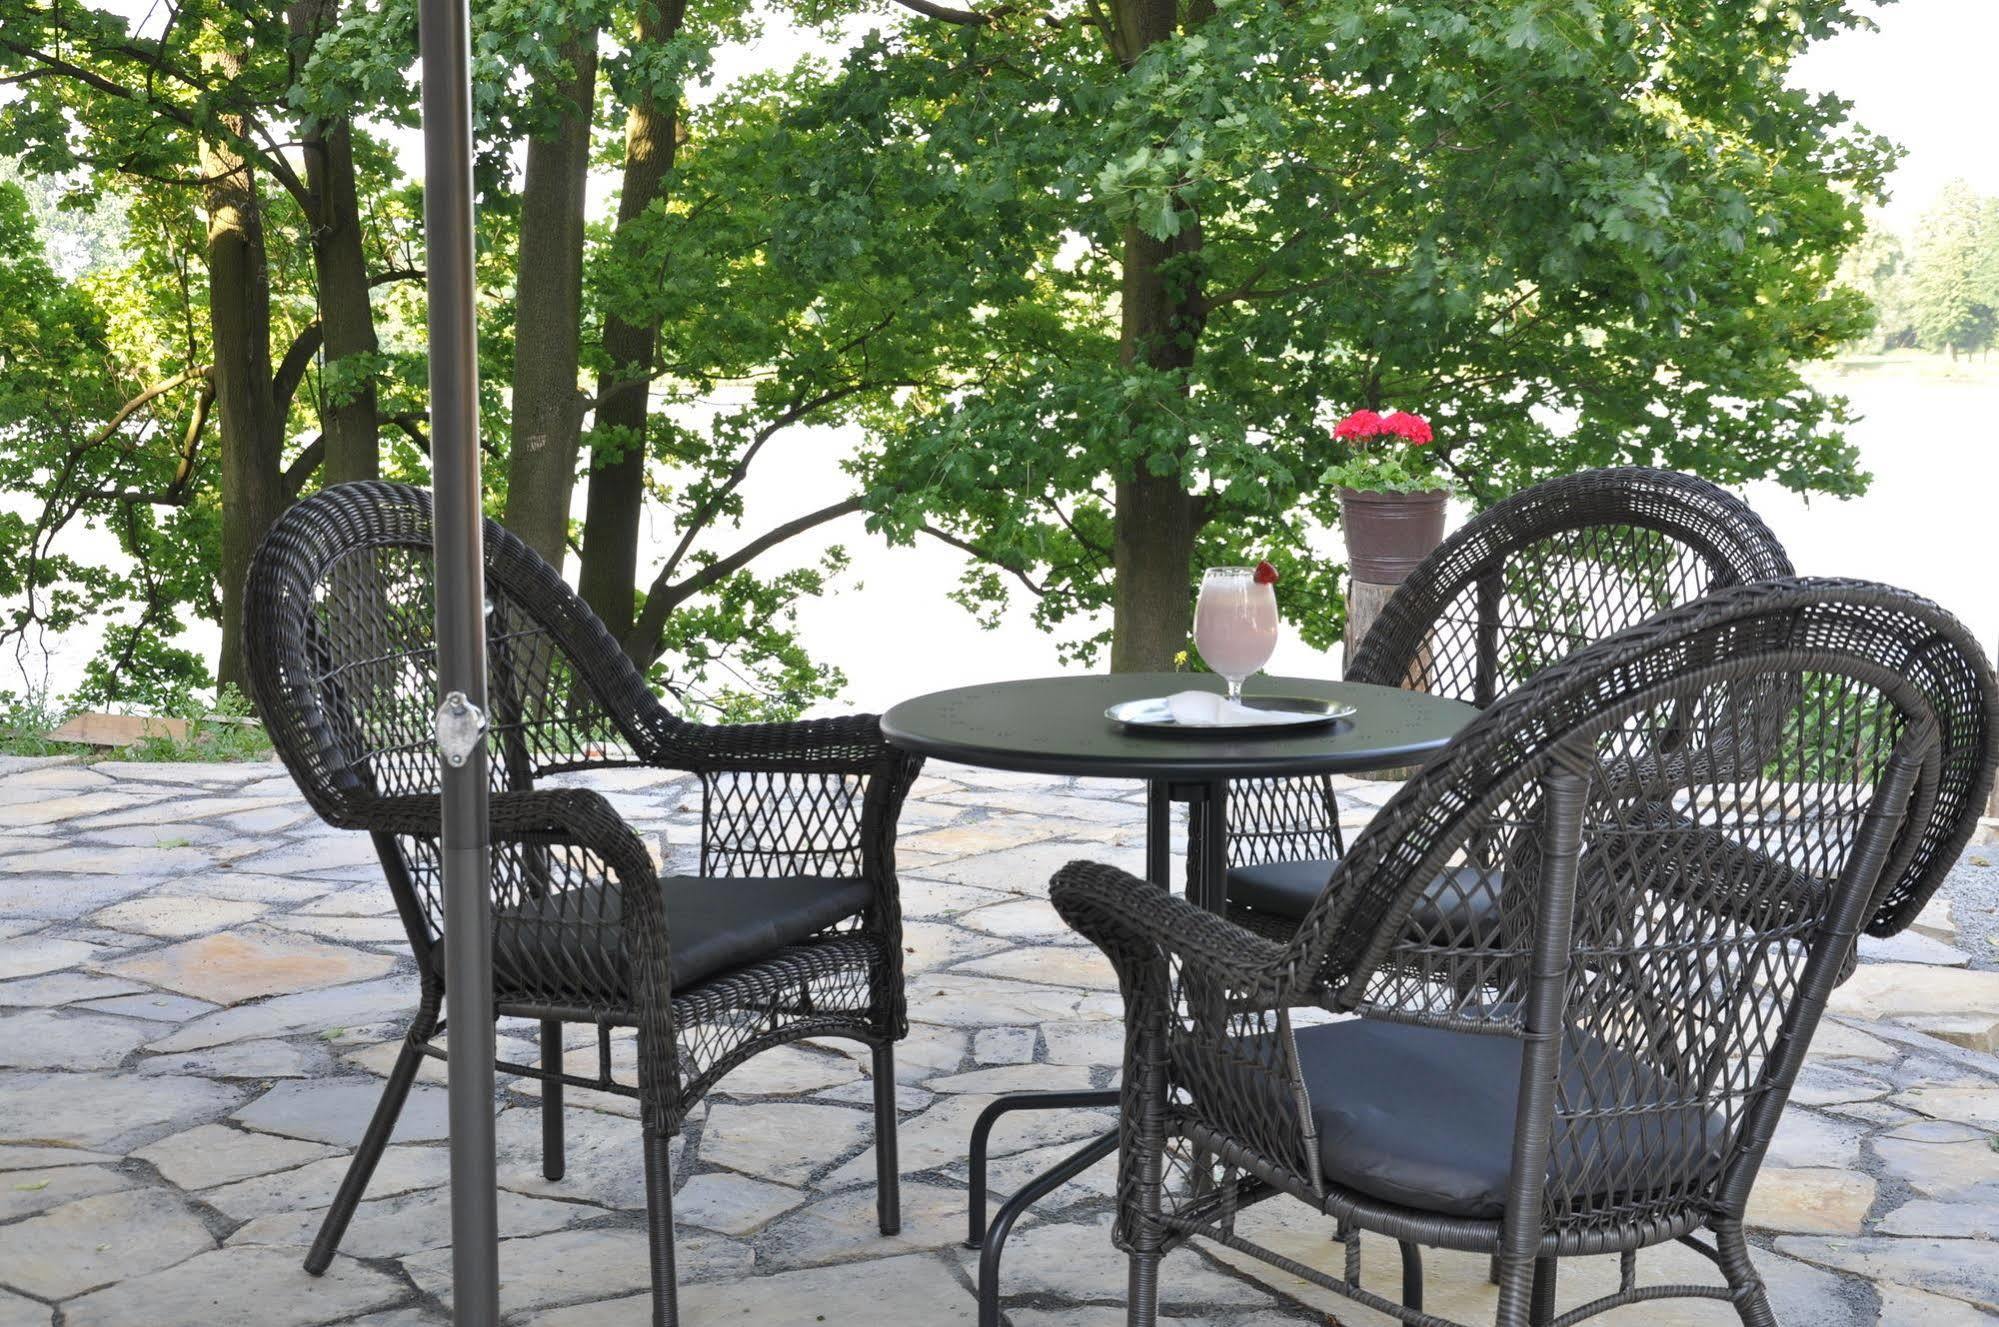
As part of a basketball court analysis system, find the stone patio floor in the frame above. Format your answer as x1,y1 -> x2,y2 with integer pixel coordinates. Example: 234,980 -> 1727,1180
1,753 -> 1997,1326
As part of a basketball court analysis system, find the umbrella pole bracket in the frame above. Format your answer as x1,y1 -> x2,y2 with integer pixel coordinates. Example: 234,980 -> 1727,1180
437,691 -> 488,768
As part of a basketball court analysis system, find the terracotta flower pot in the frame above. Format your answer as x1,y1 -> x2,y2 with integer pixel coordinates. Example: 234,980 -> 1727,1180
1339,488 -> 1448,584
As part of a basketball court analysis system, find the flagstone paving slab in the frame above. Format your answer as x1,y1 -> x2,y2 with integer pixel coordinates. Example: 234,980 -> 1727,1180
1872,1119 -> 1999,1197
59,1246 -> 407,1327
155,871 -> 340,905
141,1036 -> 326,1079
404,1225 -> 754,1316
88,894 -> 267,937
763,1179 -> 973,1267
523,1252 -> 980,1327
975,1025 -> 1040,1064
200,1145 -> 449,1221
1776,1235 -> 1999,1311
72,990 -> 216,1022
1890,1082 -> 1999,1131
234,1078 -> 450,1147
1745,1166 -> 1878,1236
671,1171 -> 807,1236
0,1188 -> 215,1299
494,1104 -> 685,1211
98,925 -> 396,1005
132,1122 -> 343,1190
0,1145 -> 118,1172
1874,1284 -> 1999,1324
1874,1193 -> 1999,1238
0,972 -> 145,1008
1,757 -> 1997,1324
0,1289 -> 48,1327
0,1070 -> 243,1151
700,1101 -> 874,1184
0,1165 -> 136,1222
0,843 -> 212,876
146,975 -> 414,1051
0,939 -> 103,983
1829,963 -> 1999,1052
0,1009 -> 153,1069
227,1186 -> 605,1258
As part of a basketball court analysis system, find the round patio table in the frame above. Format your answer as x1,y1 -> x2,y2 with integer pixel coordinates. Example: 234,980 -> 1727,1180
880,671 -> 1476,1326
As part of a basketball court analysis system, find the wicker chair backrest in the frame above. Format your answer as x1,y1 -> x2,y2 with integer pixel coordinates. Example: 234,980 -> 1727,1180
1261,579 -> 1992,1230
1341,468 -> 1987,935
1226,469 -> 1794,875
243,481 -> 660,830
1346,467 -> 1793,704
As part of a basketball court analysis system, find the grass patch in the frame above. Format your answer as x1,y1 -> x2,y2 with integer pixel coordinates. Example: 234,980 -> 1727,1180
0,685 -> 272,763
0,691 -> 92,758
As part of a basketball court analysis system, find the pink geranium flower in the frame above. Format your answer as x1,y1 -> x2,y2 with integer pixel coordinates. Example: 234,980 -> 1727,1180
1381,411 -> 1434,445
1332,408 -> 1432,445
1332,409 -> 1386,440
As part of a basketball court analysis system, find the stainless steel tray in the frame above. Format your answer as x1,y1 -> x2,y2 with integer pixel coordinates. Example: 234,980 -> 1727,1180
1106,694 -> 1356,734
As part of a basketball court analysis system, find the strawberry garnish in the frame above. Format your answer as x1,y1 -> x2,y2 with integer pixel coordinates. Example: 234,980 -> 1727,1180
1253,560 -> 1279,586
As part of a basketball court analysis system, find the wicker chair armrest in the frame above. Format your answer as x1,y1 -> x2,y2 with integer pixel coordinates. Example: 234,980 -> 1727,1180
1051,859 -> 1291,1002
372,787 -> 653,873
677,732 -> 924,883
641,710 -> 900,776
372,787 -> 673,1009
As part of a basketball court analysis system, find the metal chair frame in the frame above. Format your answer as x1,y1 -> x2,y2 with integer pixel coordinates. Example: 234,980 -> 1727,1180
1054,579 -> 1997,1327
244,481 -> 924,1326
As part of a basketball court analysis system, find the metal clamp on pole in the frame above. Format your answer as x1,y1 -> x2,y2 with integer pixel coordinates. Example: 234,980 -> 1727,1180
436,691 -> 488,768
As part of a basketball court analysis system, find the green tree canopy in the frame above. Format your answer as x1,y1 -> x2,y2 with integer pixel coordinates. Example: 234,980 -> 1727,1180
737,0 -> 1892,660
0,0 -> 1897,707
1909,179 -> 1998,358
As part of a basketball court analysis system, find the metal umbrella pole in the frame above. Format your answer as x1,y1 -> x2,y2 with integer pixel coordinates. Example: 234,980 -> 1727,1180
418,0 -> 500,1317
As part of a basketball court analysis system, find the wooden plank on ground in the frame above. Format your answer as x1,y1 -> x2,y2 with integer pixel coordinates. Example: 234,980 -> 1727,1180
45,712 -> 216,747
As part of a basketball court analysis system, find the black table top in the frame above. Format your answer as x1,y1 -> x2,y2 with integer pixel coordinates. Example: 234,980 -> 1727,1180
880,672 -> 1476,781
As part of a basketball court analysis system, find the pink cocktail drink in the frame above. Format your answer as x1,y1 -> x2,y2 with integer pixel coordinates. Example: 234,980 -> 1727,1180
1194,567 -> 1279,703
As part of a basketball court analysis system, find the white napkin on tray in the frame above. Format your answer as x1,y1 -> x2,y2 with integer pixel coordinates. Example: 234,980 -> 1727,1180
1164,690 -> 1271,727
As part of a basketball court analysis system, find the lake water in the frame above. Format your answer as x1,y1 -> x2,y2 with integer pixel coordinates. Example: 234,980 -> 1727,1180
16,360 -> 1996,717
783,357 -> 1999,715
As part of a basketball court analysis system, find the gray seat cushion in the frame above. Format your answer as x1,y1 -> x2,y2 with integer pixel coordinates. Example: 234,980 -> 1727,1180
493,875 -> 874,998
1295,1017 -> 1728,1219
1227,859 -> 1503,941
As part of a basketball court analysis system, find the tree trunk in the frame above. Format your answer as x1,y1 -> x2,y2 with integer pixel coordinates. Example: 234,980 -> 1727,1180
578,0 -> 689,648
1104,0 -> 1207,673
201,61 -> 285,695
502,32 -> 599,567
1110,467 -> 1199,672
289,0 -> 380,484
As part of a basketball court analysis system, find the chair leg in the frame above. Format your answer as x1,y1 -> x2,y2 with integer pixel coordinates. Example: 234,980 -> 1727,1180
541,1018 -> 565,1182
1529,1257 -> 1557,1327
1715,1221 -> 1778,1327
1492,1252 -> 1538,1327
1127,1250 -> 1162,1327
1123,1082 -> 1168,1327
305,1002 -> 435,1274
872,1042 -> 901,1237
1399,1240 -> 1424,1312
642,1125 -> 680,1327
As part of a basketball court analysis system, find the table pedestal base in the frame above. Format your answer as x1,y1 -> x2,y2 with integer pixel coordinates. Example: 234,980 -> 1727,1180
964,779 -> 1225,1326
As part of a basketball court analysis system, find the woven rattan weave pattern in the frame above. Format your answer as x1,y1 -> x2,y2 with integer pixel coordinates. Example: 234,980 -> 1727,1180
1053,578 -> 1998,1327
1221,467 -> 1796,936
243,481 -> 923,1327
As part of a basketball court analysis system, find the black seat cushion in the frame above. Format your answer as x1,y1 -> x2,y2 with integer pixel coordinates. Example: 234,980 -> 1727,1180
1228,859 -> 1503,941
492,875 -> 874,1000
1294,1017 -> 1728,1219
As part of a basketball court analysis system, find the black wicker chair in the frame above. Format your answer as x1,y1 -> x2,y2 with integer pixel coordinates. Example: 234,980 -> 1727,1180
1222,468 -> 1795,937
1053,578 -> 1998,1327
243,481 -> 923,1326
